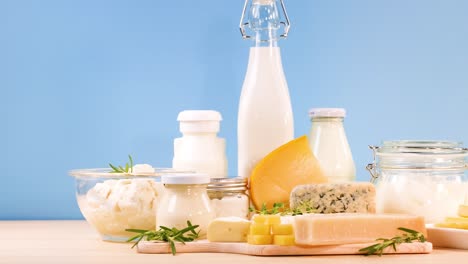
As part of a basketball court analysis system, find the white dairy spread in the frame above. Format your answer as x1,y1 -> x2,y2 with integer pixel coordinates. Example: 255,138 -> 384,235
210,195 -> 249,219
78,164 -> 162,238
131,164 -> 155,174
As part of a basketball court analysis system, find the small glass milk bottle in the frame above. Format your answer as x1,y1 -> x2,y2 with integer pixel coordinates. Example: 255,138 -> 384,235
308,108 -> 356,182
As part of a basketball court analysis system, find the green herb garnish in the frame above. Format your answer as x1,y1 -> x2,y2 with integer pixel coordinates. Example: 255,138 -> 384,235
126,221 -> 200,255
109,155 -> 134,174
249,202 -> 285,215
358,227 -> 427,256
249,201 -> 317,216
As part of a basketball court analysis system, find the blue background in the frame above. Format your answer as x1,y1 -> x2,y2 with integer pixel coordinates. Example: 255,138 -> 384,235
2,0 -> 468,220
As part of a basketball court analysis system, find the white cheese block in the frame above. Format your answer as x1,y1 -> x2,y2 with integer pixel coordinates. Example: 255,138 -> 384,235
207,217 -> 251,242
294,213 -> 427,246
290,182 -> 376,213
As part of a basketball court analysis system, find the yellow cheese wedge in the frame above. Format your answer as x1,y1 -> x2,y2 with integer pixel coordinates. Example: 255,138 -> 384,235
458,205 -> 468,218
273,235 -> 295,246
249,223 -> 270,235
207,217 -> 251,242
435,216 -> 468,230
252,214 -> 281,225
435,222 -> 468,230
249,136 -> 327,210
271,224 -> 294,235
247,235 -> 273,245
445,216 -> 468,224
294,213 -> 426,246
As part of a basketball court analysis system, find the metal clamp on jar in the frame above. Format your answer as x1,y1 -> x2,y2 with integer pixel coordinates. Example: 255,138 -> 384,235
366,140 -> 468,223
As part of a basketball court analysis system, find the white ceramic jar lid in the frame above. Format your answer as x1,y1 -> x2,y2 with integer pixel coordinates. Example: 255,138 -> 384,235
161,173 -> 210,184
177,110 -> 222,133
309,108 -> 346,118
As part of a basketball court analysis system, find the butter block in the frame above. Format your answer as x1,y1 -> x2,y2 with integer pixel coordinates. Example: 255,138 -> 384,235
207,217 -> 251,242
273,235 -> 295,246
290,183 -> 376,214
252,214 -> 281,225
294,213 -> 426,246
271,224 -> 293,235
249,223 -> 270,235
247,235 -> 273,245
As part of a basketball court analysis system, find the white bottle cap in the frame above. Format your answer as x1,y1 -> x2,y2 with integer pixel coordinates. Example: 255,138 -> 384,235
177,110 -> 222,133
161,173 -> 210,185
309,108 -> 346,118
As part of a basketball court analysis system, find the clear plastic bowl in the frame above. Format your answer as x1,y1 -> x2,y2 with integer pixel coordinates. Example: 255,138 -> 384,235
69,168 -> 187,242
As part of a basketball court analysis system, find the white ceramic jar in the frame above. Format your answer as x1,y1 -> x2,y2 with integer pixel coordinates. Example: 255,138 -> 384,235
156,173 -> 215,238
308,108 -> 356,182
173,110 -> 228,178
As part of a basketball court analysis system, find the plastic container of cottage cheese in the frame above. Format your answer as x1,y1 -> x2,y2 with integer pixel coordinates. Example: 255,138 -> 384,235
69,166 -> 184,242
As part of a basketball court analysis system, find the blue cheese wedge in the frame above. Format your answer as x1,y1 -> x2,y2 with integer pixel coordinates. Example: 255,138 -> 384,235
290,183 -> 376,213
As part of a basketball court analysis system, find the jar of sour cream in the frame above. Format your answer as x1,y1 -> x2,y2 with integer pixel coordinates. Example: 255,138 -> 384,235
367,141 -> 468,223
157,173 -> 215,238
207,177 -> 249,219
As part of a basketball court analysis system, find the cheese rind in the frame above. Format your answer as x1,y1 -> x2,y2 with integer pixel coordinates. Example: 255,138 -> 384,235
290,183 -> 376,213
207,217 -> 251,242
294,213 -> 426,246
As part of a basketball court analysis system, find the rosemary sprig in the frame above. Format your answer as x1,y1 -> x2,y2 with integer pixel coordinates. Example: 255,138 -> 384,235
126,221 -> 200,255
249,201 -> 317,216
358,227 -> 427,256
109,155 -> 134,174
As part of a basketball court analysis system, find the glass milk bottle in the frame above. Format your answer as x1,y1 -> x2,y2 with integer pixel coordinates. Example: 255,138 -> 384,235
237,0 -> 294,178
172,110 -> 228,178
308,108 -> 356,182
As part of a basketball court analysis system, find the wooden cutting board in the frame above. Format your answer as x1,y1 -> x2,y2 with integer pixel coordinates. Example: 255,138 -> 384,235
137,240 -> 432,256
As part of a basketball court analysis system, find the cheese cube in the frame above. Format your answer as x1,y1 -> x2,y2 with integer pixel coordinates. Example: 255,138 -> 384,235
207,217 -> 251,242
273,235 -> 295,246
252,214 -> 281,225
290,183 -> 376,214
294,213 -> 426,246
458,205 -> 468,218
271,224 -> 293,235
247,235 -> 272,245
249,223 -> 270,235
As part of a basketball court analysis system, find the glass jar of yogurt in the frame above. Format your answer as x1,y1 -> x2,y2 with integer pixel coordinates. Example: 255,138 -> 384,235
207,177 -> 249,219
367,140 -> 468,223
157,173 -> 215,238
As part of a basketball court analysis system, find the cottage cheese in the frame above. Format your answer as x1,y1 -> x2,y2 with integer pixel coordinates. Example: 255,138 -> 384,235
78,165 -> 162,239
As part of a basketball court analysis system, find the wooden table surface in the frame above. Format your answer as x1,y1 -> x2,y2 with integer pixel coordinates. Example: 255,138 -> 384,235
1,221 -> 467,264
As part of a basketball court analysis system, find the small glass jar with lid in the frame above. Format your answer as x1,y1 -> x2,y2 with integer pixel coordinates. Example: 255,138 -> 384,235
157,173 -> 215,238
367,140 -> 468,224
207,177 -> 249,219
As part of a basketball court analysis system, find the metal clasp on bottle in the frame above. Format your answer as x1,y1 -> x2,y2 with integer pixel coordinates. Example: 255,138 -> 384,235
366,145 -> 380,183
239,0 -> 291,39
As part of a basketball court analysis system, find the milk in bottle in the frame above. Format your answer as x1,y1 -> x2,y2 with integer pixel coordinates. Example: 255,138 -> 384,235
237,0 -> 294,178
